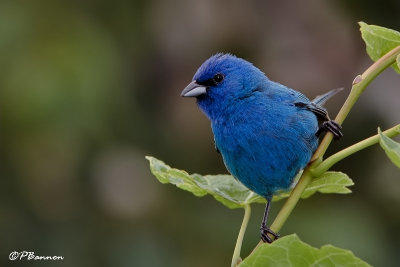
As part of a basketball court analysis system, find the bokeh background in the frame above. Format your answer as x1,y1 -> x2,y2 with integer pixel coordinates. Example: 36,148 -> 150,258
1,0 -> 400,266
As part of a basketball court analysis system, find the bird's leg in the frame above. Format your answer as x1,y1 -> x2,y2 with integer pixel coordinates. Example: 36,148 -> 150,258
260,199 -> 280,243
316,120 -> 343,140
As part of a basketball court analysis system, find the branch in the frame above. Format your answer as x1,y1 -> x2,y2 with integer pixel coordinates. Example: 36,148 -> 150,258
313,125 -> 400,176
313,45 -> 400,159
232,205 -> 251,267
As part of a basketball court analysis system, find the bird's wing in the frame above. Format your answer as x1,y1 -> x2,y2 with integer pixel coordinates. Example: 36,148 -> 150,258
267,81 -> 311,104
286,87 -> 311,103
294,88 -> 343,121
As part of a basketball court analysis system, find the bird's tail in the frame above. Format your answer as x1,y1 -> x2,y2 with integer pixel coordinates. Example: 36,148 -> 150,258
312,88 -> 344,106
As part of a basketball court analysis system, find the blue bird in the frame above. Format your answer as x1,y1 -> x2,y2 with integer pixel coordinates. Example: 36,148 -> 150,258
181,53 -> 342,243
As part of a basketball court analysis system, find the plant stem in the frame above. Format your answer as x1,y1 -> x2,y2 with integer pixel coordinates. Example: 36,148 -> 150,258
314,125 -> 400,176
252,45 -> 400,250
232,204 -> 251,267
313,45 -> 400,159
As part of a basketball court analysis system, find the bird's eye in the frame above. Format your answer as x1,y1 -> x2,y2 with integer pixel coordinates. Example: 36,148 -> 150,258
213,73 -> 224,84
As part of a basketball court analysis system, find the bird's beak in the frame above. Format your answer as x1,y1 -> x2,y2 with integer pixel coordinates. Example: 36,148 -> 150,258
181,80 -> 207,97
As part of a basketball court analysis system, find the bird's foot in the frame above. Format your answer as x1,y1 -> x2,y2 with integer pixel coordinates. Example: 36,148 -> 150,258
316,120 -> 343,140
260,224 -> 280,243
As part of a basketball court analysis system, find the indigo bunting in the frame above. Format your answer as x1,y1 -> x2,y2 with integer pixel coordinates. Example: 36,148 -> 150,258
181,53 -> 342,243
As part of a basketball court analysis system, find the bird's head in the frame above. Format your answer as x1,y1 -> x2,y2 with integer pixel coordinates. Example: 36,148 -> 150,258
181,53 -> 267,120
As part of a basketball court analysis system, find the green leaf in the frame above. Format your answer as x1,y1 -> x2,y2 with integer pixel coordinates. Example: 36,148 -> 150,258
239,234 -> 371,267
146,156 -> 265,209
273,171 -> 354,201
359,22 -> 400,73
378,127 -> 400,168
397,54 -> 400,70
146,156 -> 354,209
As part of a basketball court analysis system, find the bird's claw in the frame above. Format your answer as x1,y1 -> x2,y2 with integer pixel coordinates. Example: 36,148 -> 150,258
260,225 -> 280,243
316,120 -> 343,140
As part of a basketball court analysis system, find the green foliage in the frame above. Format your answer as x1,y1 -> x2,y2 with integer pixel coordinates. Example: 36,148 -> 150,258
379,128 -> 400,168
146,156 -> 354,209
239,234 -> 371,267
146,156 -> 264,209
359,22 -> 400,73
273,171 -> 353,201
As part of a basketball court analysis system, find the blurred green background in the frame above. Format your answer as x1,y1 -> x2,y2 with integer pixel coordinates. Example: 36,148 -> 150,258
1,0 -> 400,266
